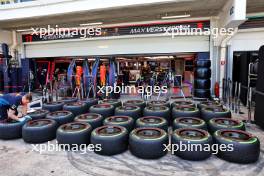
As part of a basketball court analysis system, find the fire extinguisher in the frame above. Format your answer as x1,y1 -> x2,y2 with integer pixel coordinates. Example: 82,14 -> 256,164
215,82 -> 220,98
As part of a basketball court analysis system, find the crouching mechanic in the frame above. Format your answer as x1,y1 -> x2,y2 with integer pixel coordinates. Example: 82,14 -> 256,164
0,93 -> 33,122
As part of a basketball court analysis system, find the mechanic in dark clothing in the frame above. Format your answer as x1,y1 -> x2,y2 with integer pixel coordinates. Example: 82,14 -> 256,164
0,93 -> 32,121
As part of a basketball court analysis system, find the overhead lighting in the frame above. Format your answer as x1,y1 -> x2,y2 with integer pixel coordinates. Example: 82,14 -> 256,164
16,28 -> 33,32
161,14 -> 191,19
80,22 -> 103,26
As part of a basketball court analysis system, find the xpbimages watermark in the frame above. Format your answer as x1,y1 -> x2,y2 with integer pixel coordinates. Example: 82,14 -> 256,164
31,141 -> 102,154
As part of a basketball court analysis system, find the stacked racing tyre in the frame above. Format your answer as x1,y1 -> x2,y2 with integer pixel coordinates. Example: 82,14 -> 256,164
0,120 -> 25,139
171,101 -> 195,108
22,119 -> 57,143
27,109 -> 49,120
91,125 -> 128,155
115,105 -> 141,120
147,100 -> 170,108
214,129 -> 260,163
123,100 -> 146,111
46,111 -> 75,126
208,118 -> 245,133
104,116 -> 134,132
143,106 -> 170,124
173,117 -> 207,130
100,99 -> 122,108
172,128 -> 212,161
63,102 -> 87,116
80,98 -> 99,113
198,101 -> 222,109
194,59 -> 211,98
89,104 -> 115,118
201,107 -> 231,122
136,116 -> 168,131
74,113 -> 103,129
172,106 -> 200,120
42,101 -> 64,112
129,127 -> 168,159
56,122 -> 92,148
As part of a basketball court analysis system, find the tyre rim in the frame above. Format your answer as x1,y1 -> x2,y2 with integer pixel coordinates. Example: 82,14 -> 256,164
66,102 -> 84,106
177,106 -> 196,111
178,117 -> 202,125
177,129 -> 208,140
219,130 -> 255,142
147,106 -> 167,111
206,107 -> 225,112
28,109 -> 48,115
94,104 -> 112,109
50,111 -> 70,117
102,99 -> 118,104
107,116 -> 130,123
96,126 -> 122,136
149,100 -> 166,106
62,123 -> 87,131
141,117 -> 162,124
136,128 -> 163,139
125,100 -> 144,104
213,118 -> 240,127
78,113 -> 100,120
173,101 -> 193,106
202,102 -> 220,107
119,106 -> 138,111
28,119 -> 51,127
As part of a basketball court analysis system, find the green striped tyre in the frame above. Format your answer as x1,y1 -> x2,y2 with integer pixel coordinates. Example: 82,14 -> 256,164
173,117 -> 207,130
171,101 -> 195,108
129,128 -> 168,159
147,100 -> 170,108
56,122 -> 92,148
197,101 -> 222,109
91,125 -> 128,155
46,111 -> 75,126
208,118 -> 245,133
74,113 -> 103,129
172,128 -> 213,161
172,106 -> 200,120
214,129 -> 260,164
27,109 -> 49,120
201,107 -> 231,122
104,116 -> 134,132
143,106 -> 170,124
100,99 -> 122,108
136,116 -> 168,131
89,104 -> 115,118
63,102 -> 87,116
80,98 -> 99,113
123,100 -> 146,111
115,105 -> 141,120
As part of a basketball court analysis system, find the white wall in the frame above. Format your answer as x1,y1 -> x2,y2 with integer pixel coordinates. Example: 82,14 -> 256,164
0,30 -> 12,45
24,35 -> 209,58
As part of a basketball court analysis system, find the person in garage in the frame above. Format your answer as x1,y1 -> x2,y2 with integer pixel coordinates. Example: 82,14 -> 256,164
0,93 -> 32,121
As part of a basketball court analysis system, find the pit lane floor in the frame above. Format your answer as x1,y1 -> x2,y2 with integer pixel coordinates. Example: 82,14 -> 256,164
0,95 -> 263,176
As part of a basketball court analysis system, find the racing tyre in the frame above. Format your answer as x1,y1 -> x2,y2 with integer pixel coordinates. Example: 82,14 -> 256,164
171,101 -> 195,108
60,97 -> 78,103
194,89 -> 211,98
0,120 -> 25,139
89,104 -> 115,118
42,101 -> 64,112
194,79 -> 211,89
100,99 -> 122,108
195,60 -> 211,67
197,101 -> 222,109
201,107 -> 231,122
172,106 -> 200,119
173,117 -> 207,130
129,128 -> 168,159
46,111 -> 75,126
74,113 -> 103,129
136,116 -> 168,131
91,125 -> 128,155
56,122 -> 92,148
208,118 -> 245,133
80,98 -> 99,112
172,128 -> 212,161
27,109 -> 49,120
147,100 -> 170,108
104,116 -> 134,132
123,100 -> 146,111
194,68 -> 211,79
143,106 -> 170,124
115,105 -> 141,120
22,119 -> 57,143
63,102 -> 87,116
214,129 -> 260,163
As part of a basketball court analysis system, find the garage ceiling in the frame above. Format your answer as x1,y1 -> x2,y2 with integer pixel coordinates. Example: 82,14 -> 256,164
0,0 -> 264,30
